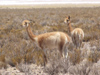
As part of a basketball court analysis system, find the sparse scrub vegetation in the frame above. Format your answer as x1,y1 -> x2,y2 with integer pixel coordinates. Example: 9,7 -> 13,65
69,49 -> 82,65
0,7 -> 100,74
88,49 -> 100,63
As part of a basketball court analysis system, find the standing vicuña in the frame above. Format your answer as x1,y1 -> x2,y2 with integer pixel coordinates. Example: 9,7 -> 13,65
21,20 -> 71,65
64,16 -> 84,49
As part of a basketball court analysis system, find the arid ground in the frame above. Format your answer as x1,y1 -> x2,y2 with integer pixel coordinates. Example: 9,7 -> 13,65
0,5 -> 100,75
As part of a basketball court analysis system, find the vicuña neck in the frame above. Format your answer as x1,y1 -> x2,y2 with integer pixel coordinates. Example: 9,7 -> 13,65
67,21 -> 73,34
26,25 -> 36,41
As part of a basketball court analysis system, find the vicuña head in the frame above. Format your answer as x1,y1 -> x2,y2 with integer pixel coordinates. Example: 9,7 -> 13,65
64,16 -> 70,23
21,20 -> 72,66
22,20 -> 31,27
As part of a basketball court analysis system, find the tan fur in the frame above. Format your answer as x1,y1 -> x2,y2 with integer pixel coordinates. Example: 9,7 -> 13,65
22,20 -> 71,65
37,32 -> 60,49
64,16 -> 84,49
27,25 -> 36,41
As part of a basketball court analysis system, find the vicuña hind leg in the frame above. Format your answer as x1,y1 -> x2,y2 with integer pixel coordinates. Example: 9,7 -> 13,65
43,49 -> 48,66
62,45 -> 68,59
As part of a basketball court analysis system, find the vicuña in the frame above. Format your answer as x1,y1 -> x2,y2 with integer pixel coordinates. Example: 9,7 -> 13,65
22,20 -> 71,65
64,16 -> 84,49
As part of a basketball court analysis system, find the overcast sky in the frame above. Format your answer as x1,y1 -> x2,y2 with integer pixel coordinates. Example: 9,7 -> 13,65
0,0 -> 100,5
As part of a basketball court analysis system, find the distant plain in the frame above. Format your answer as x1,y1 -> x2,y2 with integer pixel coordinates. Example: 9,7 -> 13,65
0,4 -> 100,9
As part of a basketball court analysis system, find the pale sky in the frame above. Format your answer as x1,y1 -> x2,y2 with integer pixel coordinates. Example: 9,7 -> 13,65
0,0 -> 100,5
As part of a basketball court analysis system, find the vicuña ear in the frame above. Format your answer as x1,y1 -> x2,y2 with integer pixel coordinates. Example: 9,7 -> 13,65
68,16 -> 70,20
29,20 -> 32,22
30,20 -> 35,23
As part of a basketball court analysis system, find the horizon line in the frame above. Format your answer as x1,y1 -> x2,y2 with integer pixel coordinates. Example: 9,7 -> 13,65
0,2 -> 100,5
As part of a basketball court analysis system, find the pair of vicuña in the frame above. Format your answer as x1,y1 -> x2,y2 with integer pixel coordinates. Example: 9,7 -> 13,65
21,16 -> 84,65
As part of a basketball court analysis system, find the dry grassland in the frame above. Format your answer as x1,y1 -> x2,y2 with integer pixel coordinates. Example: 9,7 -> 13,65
0,6 -> 100,75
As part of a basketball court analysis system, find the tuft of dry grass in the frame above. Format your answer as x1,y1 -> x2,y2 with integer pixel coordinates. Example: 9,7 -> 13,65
88,50 -> 100,63
69,49 -> 82,65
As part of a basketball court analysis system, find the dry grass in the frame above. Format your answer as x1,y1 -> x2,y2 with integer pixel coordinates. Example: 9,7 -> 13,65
0,7 -> 100,74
